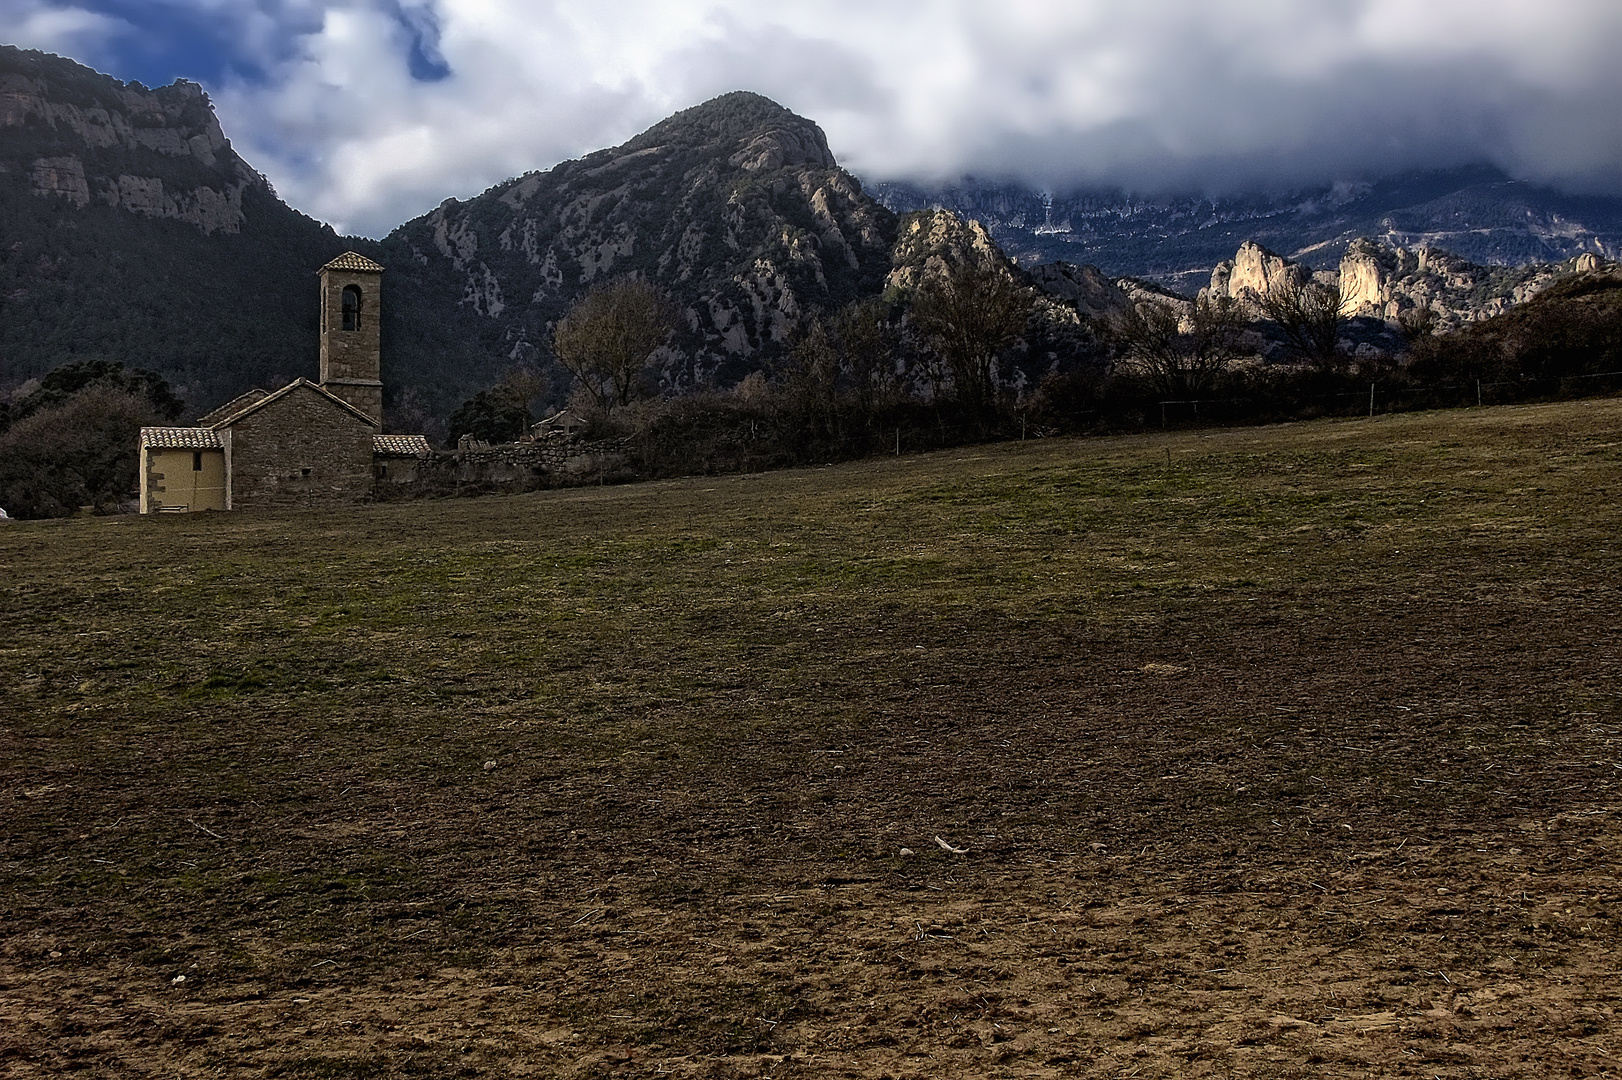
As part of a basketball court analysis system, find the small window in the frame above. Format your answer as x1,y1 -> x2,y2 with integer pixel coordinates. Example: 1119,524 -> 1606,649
341,285 -> 362,331
301,467 -> 312,477
192,451 -> 203,471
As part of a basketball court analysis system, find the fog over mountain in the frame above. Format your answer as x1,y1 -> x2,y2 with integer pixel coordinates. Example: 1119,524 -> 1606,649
6,0 -> 1622,237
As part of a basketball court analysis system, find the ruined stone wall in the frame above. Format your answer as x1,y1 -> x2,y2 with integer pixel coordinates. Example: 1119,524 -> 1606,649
376,437 -> 633,497
225,387 -> 374,508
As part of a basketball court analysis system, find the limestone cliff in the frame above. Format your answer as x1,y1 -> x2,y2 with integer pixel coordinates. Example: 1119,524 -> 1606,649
0,46 -> 367,412
1,46 -> 266,234
1199,236 -> 1609,332
381,92 -> 898,387
884,209 -> 1012,292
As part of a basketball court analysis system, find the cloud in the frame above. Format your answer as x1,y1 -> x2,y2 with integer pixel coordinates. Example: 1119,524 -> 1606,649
12,0 -> 1622,235
1,0 -> 131,62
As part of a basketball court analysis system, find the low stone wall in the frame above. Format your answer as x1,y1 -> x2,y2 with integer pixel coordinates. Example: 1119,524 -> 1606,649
376,436 -> 635,498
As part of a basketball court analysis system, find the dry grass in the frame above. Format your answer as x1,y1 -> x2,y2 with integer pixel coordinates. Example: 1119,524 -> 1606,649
2,399 -> 1619,1078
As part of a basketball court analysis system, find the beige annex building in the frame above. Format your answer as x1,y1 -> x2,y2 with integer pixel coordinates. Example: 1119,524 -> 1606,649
140,252 -> 429,512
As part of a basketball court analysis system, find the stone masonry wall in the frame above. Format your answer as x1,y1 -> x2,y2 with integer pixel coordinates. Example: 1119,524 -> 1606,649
379,436 -> 634,496
226,387 -> 374,508
319,266 -> 383,423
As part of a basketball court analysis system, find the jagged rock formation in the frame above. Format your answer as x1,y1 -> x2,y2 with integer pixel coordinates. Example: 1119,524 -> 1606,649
875,169 -> 1622,294
380,92 -> 897,388
1198,237 -> 1610,332
1,48 -> 261,234
1208,241 -> 1312,307
1025,262 -> 1133,321
884,209 -> 1011,291
0,46 -> 380,413
1333,238 -> 1604,328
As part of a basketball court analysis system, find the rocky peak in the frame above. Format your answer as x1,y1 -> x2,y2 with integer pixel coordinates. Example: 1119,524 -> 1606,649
0,45 -> 265,234
1207,240 -> 1312,309
383,92 -> 896,387
1025,261 -> 1132,321
885,209 -> 1013,292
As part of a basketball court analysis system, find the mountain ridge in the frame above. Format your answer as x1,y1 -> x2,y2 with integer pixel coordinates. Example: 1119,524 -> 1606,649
5,43 -> 1621,424
873,168 -> 1622,294
377,90 -> 897,390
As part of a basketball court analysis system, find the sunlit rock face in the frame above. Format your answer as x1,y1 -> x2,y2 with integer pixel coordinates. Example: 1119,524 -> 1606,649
2,48 -> 264,234
884,208 -> 1013,292
1195,235 -> 1614,332
383,92 -> 898,388
1206,240 -> 1312,311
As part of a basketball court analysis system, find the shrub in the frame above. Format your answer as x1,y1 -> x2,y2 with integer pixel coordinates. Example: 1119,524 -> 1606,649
0,386 -> 163,518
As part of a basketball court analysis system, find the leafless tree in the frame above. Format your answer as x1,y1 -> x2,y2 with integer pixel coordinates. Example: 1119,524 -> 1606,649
552,277 -> 681,418
1110,295 -> 1247,398
832,298 -> 902,416
908,265 -> 1033,413
1398,304 -> 1438,343
781,314 -> 841,433
1257,279 -> 1345,369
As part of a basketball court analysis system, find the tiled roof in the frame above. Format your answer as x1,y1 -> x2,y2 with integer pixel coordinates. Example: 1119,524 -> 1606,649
373,434 -> 433,456
211,378 -> 380,430
321,251 -> 385,273
194,388 -> 269,426
142,427 -> 223,450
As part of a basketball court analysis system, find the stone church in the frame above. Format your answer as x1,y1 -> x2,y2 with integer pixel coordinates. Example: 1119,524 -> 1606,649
139,252 -> 430,512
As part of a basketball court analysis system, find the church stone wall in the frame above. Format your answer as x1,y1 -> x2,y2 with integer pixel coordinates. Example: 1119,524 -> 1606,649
225,387 -> 375,508
319,264 -> 383,424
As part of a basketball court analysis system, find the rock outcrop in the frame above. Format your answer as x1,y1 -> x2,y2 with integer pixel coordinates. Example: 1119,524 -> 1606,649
1197,236 -> 1612,332
1208,241 -> 1311,307
1025,261 -> 1133,321
382,92 -> 897,388
2,49 -> 264,234
884,209 -> 1012,292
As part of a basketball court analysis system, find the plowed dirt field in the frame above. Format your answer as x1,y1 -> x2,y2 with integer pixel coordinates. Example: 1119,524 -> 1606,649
3,401 -> 1618,1077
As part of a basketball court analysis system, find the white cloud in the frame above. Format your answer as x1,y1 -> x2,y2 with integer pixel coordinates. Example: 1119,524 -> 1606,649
36,0 -> 1622,235
1,0 -> 130,61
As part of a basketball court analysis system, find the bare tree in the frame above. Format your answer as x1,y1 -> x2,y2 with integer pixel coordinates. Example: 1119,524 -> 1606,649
1398,304 -> 1438,343
781,314 -> 842,435
552,277 -> 681,418
832,297 -> 902,417
0,385 -> 163,518
1110,295 -> 1246,398
1257,279 -> 1344,369
908,265 -> 1033,413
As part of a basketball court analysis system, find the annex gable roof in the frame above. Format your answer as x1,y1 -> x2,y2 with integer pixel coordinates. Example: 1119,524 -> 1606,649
321,251 -> 385,274
373,434 -> 433,456
141,427 -> 223,450
209,378 -> 381,431
194,388 -> 270,426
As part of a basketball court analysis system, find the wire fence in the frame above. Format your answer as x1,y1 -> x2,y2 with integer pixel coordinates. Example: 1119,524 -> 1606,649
1150,369 -> 1622,429
604,368 -> 1622,481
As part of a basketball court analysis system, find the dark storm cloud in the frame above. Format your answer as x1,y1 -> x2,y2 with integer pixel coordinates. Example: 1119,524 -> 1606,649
6,0 -> 1621,234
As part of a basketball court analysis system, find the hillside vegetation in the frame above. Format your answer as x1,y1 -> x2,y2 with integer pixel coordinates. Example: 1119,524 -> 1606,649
2,400 -> 1618,1077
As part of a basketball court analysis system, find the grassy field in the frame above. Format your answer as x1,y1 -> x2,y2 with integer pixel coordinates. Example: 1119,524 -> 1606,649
2,399 -> 1619,1079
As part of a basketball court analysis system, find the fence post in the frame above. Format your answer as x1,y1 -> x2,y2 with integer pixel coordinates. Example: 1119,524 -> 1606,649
1477,379 -> 1482,407
1369,382 -> 1375,418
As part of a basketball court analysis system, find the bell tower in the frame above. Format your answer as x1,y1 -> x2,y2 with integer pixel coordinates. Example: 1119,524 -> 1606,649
318,251 -> 385,423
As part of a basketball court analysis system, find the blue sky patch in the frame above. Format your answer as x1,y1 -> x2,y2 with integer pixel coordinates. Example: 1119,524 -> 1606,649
31,0 -> 450,89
